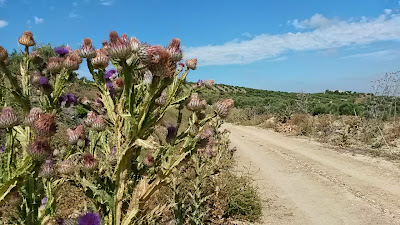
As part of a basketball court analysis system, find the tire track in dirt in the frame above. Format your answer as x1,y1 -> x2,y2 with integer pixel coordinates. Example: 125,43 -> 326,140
224,124 -> 400,225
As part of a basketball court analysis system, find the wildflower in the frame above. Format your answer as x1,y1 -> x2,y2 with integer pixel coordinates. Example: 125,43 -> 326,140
185,58 -> 197,70
143,154 -> 155,167
63,53 -> 80,71
130,37 -> 140,53
47,57 -> 63,73
91,49 -> 109,69
0,146 -> 5,153
113,77 -> 124,92
187,93 -> 206,111
39,159 -> 55,178
41,197 -> 48,206
58,159 -> 76,175
0,46 -> 8,62
106,81 -> 115,96
33,113 -> 57,136
105,31 -> 132,59
214,99 -> 234,118
78,212 -> 101,225
92,115 -> 105,131
0,107 -> 19,129
67,93 -> 78,105
104,69 -> 117,80
82,153 -> 98,171
25,107 -> 43,126
138,45 -> 169,64
54,46 -> 71,56
143,70 -> 153,85
79,38 -> 97,59
167,38 -> 183,62
67,125 -> 85,145
85,138 -> 90,147
177,62 -> 185,73
166,125 -> 177,141
18,31 -> 35,47
84,111 -> 96,127
28,137 -> 51,160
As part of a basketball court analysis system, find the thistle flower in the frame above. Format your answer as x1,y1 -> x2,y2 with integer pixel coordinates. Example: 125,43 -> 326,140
25,107 -> 43,126
187,93 -> 206,111
66,93 -> 78,106
0,146 -> 5,153
18,31 -> 35,47
0,107 -> 19,129
167,38 -> 183,62
47,57 -> 64,73
143,70 -> 153,85
82,153 -> 98,172
58,159 -> 76,175
185,58 -> 197,70
177,62 -> 185,73
204,79 -> 215,88
72,50 -> 83,64
214,99 -> 234,118
143,154 -> 155,167
138,45 -> 169,64
92,115 -> 105,131
54,46 -> 71,56
91,49 -> 109,69
0,46 -> 8,62
166,125 -> 177,141
64,53 -> 80,71
41,197 -> 48,206
148,60 -> 176,78
78,212 -> 101,225
33,113 -> 57,136
67,125 -> 85,145
79,38 -> 97,59
106,81 -> 115,96
130,37 -> 140,53
113,77 -> 124,92
84,111 -> 97,127
104,69 -> 117,80
28,137 -> 51,160
30,51 -> 43,65
105,31 -> 132,59
39,159 -> 55,178
156,91 -> 167,106
58,94 -> 77,107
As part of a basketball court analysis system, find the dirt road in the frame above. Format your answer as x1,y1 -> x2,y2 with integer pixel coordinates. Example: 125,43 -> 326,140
224,124 -> 400,225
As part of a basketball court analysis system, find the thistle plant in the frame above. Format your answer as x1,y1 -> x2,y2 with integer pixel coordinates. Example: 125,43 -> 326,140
0,30 -> 234,224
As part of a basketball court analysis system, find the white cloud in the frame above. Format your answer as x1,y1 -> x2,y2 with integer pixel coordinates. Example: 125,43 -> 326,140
0,20 -> 8,28
34,16 -> 44,24
341,50 -> 400,60
266,56 -> 288,62
241,32 -> 253,38
184,11 -> 400,66
100,0 -> 113,6
69,11 -> 78,18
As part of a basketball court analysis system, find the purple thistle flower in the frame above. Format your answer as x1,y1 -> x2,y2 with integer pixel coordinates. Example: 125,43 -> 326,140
54,46 -> 70,56
66,94 -> 78,105
39,77 -> 49,85
106,81 -> 115,96
0,146 -> 5,153
78,212 -> 101,225
85,138 -> 90,147
41,197 -> 48,205
58,95 -> 68,105
104,69 -> 116,80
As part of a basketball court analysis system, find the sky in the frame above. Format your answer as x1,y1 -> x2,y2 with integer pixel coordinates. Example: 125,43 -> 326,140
1,0 -> 400,93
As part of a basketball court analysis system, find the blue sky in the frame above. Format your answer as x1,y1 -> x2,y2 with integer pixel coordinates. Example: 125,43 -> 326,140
1,0 -> 400,93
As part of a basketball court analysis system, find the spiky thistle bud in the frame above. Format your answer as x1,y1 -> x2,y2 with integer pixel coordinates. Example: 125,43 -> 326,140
156,91 -> 167,106
0,46 -> 8,62
72,50 -> 83,63
79,38 -> 97,59
185,58 -> 197,70
138,45 -> 169,64
63,53 -> 80,71
84,111 -> 97,127
91,49 -> 109,69
113,77 -> 124,92
67,125 -> 85,145
39,159 -> 55,178
105,31 -> 132,59
25,107 -> 43,126
143,154 -> 155,167
214,99 -> 234,118
0,107 -> 19,129
167,38 -> 182,62
204,79 -> 215,88
130,37 -> 140,53
57,159 -> 76,175
33,113 -> 57,136
18,31 -> 35,47
143,70 -> 153,85
187,93 -> 207,111
28,137 -> 51,160
82,153 -> 98,172
47,57 -> 63,73
92,115 -> 105,131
